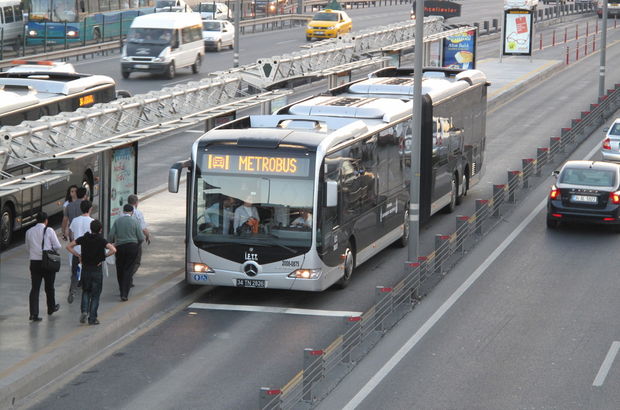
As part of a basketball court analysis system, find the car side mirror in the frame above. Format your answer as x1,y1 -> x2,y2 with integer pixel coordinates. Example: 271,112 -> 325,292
173,40 -> 180,49
552,170 -> 560,178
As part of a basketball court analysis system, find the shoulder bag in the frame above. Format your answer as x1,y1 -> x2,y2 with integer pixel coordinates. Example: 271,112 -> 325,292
41,227 -> 61,272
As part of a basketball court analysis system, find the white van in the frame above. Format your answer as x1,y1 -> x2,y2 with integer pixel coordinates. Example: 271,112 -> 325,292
194,2 -> 230,20
504,0 -> 539,10
0,0 -> 25,50
121,12 -> 204,79
155,0 -> 190,12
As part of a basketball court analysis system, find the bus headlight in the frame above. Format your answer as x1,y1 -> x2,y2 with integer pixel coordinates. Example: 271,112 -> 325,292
288,269 -> 321,279
188,262 -> 214,273
28,29 -> 38,37
67,30 -> 78,37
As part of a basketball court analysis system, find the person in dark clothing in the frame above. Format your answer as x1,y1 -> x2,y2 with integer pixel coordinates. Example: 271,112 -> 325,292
109,204 -> 144,301
67,220 -> 116,325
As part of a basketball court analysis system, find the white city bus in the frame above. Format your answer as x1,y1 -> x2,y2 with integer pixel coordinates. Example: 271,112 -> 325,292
168,68 -> 488,291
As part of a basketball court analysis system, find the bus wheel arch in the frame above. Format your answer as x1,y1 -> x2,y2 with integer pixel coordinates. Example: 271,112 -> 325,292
394,205 -> 409,248
336,237 -> 356,289
456,167 -> 468,205
0,202 -> 15,250
443,173 -> 458,214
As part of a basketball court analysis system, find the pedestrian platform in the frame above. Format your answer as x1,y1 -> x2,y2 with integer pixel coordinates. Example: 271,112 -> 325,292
0,57 -> 562,408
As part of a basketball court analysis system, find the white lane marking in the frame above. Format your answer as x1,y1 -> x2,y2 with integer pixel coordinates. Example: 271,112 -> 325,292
277,40 -> 297,45
189,302 -> 362,317
185,130 -> 204,133
593,341 -> 620,387
342,142 -> 604,409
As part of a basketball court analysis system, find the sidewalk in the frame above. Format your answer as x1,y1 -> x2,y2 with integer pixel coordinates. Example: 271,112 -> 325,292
0,57 -> 562,409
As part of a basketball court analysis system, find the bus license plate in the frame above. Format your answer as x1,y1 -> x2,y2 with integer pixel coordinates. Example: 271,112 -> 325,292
135,64 -> 149,69
236,279 -> 266,288
571,194 -> 597,203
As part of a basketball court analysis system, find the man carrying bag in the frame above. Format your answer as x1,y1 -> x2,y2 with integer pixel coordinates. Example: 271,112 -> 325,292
25,212 -> 61,321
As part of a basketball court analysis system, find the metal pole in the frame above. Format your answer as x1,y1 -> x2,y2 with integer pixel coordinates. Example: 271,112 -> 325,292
406,0 -> 423,270
234,0 -> 240,67
599,0 -> 608,97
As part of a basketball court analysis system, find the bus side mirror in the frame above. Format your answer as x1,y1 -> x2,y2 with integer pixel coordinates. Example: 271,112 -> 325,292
326,180 -> 338,207
169,159 -> 191,193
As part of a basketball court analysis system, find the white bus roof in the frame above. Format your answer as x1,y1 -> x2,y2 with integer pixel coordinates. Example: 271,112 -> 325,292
288,96 -> 411,123
0,73 -> 115,96
0,89 -> 38,115
130,12 -> 203,29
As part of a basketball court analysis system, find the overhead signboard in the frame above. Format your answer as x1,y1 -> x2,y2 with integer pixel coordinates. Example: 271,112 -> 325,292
503,9 -> 533,56
442,29 -> 476,69
413,0 -> 462,19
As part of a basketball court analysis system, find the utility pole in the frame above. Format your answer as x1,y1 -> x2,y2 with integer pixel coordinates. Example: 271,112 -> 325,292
599,0 -> 608,97
406,0 -> 424,272
233,0 -> 240,67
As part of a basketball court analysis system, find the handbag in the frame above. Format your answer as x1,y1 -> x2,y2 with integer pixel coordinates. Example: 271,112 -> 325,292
41,227 -> 61,272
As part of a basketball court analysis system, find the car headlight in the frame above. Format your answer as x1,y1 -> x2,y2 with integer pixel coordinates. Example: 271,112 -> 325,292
326,26 -> 335,29
288,269 -> 322,279
188,262 -> 214,273
307,25 -> 313,29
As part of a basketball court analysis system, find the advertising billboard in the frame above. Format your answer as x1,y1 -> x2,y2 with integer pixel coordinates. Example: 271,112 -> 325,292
503,9 -> 533,56
442,29 -> 476,69
109,144 -> 137,228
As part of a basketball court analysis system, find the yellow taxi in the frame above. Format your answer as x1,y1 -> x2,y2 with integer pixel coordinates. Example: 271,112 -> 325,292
305,9 -> 352,41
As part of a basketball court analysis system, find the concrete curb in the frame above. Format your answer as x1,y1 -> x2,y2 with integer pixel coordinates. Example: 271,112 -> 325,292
0,270 -> 210,409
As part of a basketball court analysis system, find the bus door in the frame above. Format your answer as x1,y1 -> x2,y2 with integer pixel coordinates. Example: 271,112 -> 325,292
431,117 -> 451,208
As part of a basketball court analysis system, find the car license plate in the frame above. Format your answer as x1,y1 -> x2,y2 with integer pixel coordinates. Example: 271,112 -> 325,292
135,64 -> 149,69
571,194 -> 597,203
315,31 -> 324,35
236,279 -> 266,288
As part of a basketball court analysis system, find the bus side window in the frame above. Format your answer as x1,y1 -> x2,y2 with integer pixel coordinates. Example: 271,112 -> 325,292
4,6 -> 14,23
14,4 -> 22,21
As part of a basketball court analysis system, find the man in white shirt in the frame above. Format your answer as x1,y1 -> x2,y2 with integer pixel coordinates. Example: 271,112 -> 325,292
67,200 -> 94,304
25,212 -> 62,321
233,199 -> 260,234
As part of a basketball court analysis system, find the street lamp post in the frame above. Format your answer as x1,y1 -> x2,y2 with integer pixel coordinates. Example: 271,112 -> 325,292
234,0 -> 240,67
599,0 -> 608,97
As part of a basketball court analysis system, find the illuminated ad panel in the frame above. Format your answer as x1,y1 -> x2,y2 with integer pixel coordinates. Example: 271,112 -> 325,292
503,9 -> 533,56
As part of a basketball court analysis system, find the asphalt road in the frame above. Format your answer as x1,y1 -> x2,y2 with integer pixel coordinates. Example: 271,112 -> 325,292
19,5 -> 620,410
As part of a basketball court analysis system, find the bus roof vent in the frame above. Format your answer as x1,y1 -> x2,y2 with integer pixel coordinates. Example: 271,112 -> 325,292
289,95 -> 407,120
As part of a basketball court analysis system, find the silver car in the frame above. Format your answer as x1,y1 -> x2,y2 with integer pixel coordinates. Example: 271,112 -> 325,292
601,118 -> 620,161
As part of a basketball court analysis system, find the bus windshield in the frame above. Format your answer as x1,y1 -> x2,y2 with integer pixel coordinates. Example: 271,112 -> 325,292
29,0 -> 77,22
193,154 -> 315,252
127,28 -> 173,45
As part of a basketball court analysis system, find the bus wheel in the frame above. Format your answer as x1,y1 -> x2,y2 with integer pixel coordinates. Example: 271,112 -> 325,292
336,243 -> 355,289
443,174 -> 457,214
456,172 -> 467,205
0,204 -> 14,250
191,55 -> 201,73
166,62 -> 175,79
394,207 -> 409,248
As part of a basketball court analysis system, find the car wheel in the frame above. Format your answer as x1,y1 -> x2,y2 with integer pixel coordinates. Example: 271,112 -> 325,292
306,36 -> 311,42
216,40 -> 222,52
442,174 -> 457,214
165,62 -> 175,79
0,204 -> 14,250
394,207 -> 409,248
546,215 -> 560,229
121,71 -> 130,79
335,243 -> 355,289
191,55 -> 201,74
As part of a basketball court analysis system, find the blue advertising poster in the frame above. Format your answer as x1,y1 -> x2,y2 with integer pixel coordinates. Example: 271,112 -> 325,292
442,30 -> 476,69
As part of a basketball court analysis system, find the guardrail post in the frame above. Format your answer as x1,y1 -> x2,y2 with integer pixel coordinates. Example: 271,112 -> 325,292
434,234 -> 450,274
483,21 -> 489,34
259,387 -> 282,410
303,348 -> 324,403
549,137 -> 560,161
536,148 -> 548,176
522,158 -> 534,188
0,28 -> 3,61
507,171 -> 520,203
561,127 -> 573,147
492,184 -> 505,218
418,256 -> 428,283
475,199 -> 488,235
375,286 -> 393,332
492,18 -> 498,32
342,316 -> 362,364
455,215 -> 469,254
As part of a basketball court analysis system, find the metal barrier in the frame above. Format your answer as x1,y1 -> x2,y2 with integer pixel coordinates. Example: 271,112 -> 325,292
259,83 -> 620,410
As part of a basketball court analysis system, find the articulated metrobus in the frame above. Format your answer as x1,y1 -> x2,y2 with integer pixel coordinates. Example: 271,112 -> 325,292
168,67 -> 488,291
0,67 -> 118,249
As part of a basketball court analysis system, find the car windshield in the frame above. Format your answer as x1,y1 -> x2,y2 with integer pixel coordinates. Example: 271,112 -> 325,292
609,123 -> 620,136
127,28 -> 174,45
203,21 -> 221,31
156,0 -> 176,7
313,12 -> 338,22
559,167 -> 616,187
196,3 -> 216,12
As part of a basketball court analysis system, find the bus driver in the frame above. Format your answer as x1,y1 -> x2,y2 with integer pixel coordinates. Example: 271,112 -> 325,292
233,197 -> 260,234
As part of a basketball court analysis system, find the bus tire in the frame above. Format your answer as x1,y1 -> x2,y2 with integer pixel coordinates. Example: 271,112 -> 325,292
335,242 -> 355,289
394,207 -> 409,248
191,55 -> 201,73
442,174 -> 457,214
0,204 -> 14,250
165,62 -> 175,79
121,71 -> 130,79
